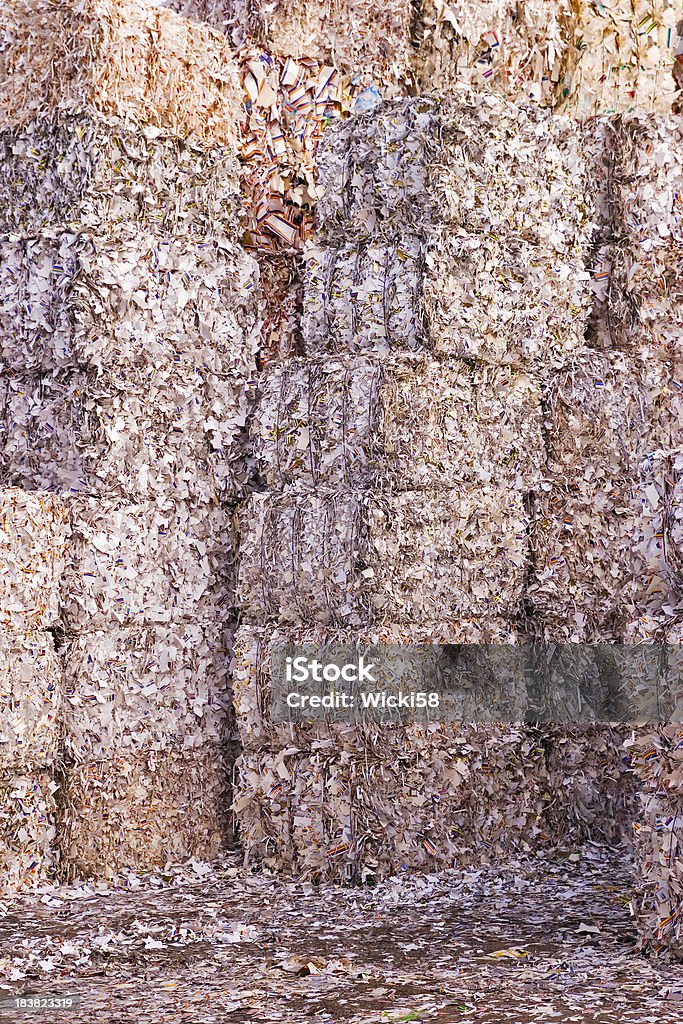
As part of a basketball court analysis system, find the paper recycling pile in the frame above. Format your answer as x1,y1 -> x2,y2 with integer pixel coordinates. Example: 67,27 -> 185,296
0,490 -> 68,896
233,92 -> 614,880
0,0 -> 257,880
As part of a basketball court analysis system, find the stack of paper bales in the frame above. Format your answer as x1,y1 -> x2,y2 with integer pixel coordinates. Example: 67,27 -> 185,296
305,94 -> 594,370
232,93 -> 600,880
0,0 -> 257,878
0,490 -> 68,896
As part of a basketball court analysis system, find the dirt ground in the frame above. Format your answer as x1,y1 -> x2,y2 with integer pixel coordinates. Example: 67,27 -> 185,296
1,845 -> 682,1023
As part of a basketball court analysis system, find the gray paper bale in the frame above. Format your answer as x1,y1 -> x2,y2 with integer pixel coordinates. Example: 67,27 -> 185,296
163,0 -> 250,46
0,769 -> 58,897
0,631 -> 63,769
58,746 -> 232,882
0,367 -> 251,505
0,231 -> 259,373
0,110 -> 241,237
62,498 -> 235,631
62,626 -> 233,761
237,487 -> 529,627
0,489 -> 69,631
252,356 -> 545,492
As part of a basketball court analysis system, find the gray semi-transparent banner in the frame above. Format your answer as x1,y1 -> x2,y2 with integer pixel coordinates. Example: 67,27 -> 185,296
270,644 -> 683,724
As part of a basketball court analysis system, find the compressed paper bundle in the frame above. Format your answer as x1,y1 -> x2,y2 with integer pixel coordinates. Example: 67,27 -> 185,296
61,498 -> 234,631
423,226 -> 590,368
233,726 -> 549,881
62,625 -> 233,760
237,486 -> 529,626
415,0 -> 569,105
58,746 -> 232,881
251,355 -> 545,491
632,812 -> 683,956
255,255 -> 302,365
0,631 -> 62,769
0,231 -> 260,373
0,769 -> 58,896
0,367 -> 251,504
544,351 -> 676,480
316,95 -> 591,245
0,0 -> 242,148
557,0 -> 680,117
543,726 -> 639,845
0,110 -> 241,237
627,724 -> 683,797
302,237 -> 424,356
252,0 -> 413,94
0,489 -> 68,631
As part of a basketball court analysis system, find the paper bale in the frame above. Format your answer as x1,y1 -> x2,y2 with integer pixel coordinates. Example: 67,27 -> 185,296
0,367 -> 252,505
0,230 -> 260,373
0,631 -> 63,769
0,489 -> 68,631
62,625 -> 233,760
237,486 -> 529,626
61,498 -> 235,631
557,0 -> 680,117
0,0 -> 242,148
0,769 -> 58,897
58,746 -> 232,881
0,110 -> 241,237
251,355 -> 545,491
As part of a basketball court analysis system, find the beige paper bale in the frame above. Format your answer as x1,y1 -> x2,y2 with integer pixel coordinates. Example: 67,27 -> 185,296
58,746 -> 232,881
237,486 -> 529,627
253,0 -> 412,94
252,355 -> 545,492
233,726 -> 549,881
0,631 -> 63,769
0,0 -> 242,148
557,0 -> 680,117
0,110 -> 242,237
0,230 -> 260,373
0,367 -> 252,505
0,489 -> 68,631
415,0 -> 569,105
62,626 -> 233,761
61,498 -> 234,631
0,768 -> 58,897
631,804 -> 683,956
